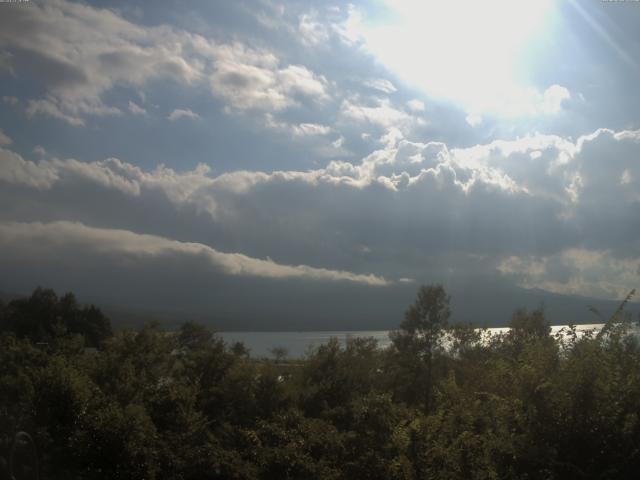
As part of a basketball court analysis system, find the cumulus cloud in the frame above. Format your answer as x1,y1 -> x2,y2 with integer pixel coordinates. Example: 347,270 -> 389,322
296,6 -> 366,48
0,0 -> 200,125
1,126 -> 640,300
167,108 -> 200,121
466,84 -> 572,121
340,97 -> 418,129
0,149 -> 213,208
540,84 -> 571,114
0,0 -> 329,125
2,127 -> 636,220
26,98 -> 87,127
207,45 -> 329,111
261,115 -> 352,158
298,12 -> 331,45
0,147 -> 58,189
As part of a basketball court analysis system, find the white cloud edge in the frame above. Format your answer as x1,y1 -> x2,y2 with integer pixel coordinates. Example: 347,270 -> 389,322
0,220 -> 390,287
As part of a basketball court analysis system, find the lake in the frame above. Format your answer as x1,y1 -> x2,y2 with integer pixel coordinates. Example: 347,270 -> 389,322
220,324 -> 612,358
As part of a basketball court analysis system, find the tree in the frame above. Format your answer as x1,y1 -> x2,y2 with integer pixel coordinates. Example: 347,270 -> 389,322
270,346 -> 288,363
78,305 -> 112,348
0,288 -> 112,347
230,341 -> 251,358
507,306 -> 550,354
390,284 -> 450,412
4,287 -> 59,341
178,321 -> 213,351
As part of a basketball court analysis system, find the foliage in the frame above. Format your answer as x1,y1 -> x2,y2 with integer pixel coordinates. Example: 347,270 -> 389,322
389,284 -> 451,412
1,285 -> 640,479
0,288 -> 112,348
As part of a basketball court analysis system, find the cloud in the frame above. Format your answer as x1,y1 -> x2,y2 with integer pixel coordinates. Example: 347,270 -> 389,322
2,126 -> 640,300
364,78 -> 397,94
465,112 -> 482,127
2,0 -> 640,326
406,99 -> 425,112
0,137 -> 551,286
465,84 -> 572,121
278,65 -> 328,98
207,44 -> 329,111
25,99 -> 82,127
33,146 -> 46,156
0,147 -> 58,189
498,249 -> 640,300
0,0 -> 329,125
264,114 -> 332,137
296,6 -> 366,48
261,115 -> 350,158
0,220 -> 388,286
298,12 -> 331,45
621,169 -> 633,185
167,108 -> 200,121
0,129 -> 12,146
293,123 -> 332,136
0,151 -> 227,217
340,97 -> 418,129
128,100 -> 147,115
0,0 -> 199,125
540,84 -> 571,114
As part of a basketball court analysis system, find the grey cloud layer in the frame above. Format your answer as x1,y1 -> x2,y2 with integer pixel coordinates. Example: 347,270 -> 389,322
0,221 -> 388,286
1,126 -> 639,300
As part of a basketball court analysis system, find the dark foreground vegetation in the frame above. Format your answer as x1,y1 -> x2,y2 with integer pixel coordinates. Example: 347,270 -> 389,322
1,286 -> 640,479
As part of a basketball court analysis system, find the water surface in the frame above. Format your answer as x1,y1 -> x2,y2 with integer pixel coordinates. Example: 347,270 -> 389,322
220,324 -> 612,358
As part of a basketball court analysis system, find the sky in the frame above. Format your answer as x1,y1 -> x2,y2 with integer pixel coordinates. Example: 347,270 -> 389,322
1,0 -> 639,329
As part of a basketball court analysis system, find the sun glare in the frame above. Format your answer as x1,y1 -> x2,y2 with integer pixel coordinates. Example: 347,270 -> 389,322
361,0 -> 554,119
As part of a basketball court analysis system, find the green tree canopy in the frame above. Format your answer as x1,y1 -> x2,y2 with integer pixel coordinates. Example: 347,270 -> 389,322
389,284 -> 451,412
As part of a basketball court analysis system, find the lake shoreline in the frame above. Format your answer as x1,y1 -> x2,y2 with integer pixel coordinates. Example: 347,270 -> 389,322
217,324 -> 616,358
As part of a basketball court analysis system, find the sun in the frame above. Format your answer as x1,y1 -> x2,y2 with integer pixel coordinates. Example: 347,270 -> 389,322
359,0 -> 554,119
